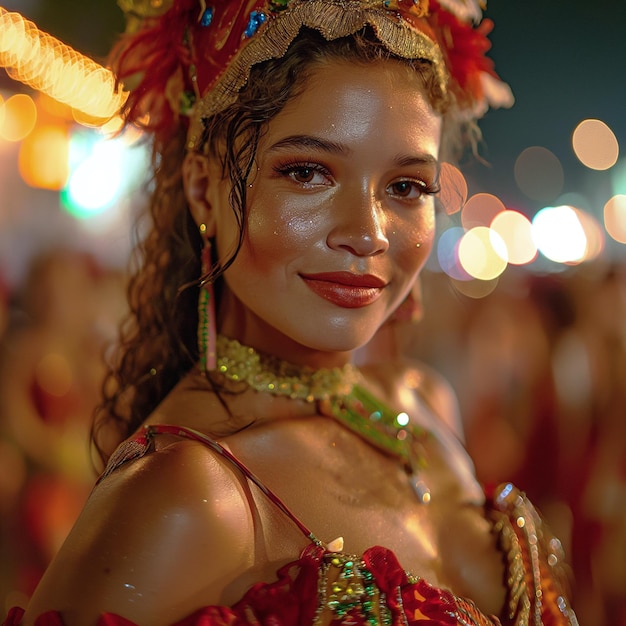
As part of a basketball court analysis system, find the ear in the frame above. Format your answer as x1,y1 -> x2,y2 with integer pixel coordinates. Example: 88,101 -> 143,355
183,152 -> 217,237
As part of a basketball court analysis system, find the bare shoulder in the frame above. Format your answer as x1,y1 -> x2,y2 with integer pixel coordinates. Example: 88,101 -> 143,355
24,436 -> 255,625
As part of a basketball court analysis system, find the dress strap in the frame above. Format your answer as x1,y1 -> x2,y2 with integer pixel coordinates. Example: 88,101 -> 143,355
100,424 -> 324,548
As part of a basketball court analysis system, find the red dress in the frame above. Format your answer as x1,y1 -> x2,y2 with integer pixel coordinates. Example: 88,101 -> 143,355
4,425 -> 578,626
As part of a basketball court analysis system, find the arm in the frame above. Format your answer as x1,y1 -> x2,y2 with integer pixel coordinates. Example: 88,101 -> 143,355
23,439 -> 255,626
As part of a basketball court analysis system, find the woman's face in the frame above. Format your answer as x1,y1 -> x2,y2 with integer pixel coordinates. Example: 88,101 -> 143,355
207,58 -> 441,365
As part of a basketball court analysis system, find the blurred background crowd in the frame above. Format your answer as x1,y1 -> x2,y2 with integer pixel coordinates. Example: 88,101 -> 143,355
1,1 -> 625,625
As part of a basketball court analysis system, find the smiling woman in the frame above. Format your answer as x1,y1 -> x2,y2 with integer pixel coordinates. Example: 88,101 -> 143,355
4,1 -> 577,625
194,59 -> 439,360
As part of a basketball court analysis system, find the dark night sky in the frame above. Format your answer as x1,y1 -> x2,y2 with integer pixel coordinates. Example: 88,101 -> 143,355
474,1 -> 626,202
4,0 -> 626,218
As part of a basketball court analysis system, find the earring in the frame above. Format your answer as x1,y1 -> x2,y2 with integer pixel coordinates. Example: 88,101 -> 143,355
198,227 -> 216,372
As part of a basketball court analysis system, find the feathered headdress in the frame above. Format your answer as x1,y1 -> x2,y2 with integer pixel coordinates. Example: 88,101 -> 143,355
110,0 -> 513,147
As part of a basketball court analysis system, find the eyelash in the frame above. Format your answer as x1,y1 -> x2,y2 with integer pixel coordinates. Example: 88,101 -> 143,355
273,161 -> 331,185
273,160 -> 441,198
389,179 -> 441,199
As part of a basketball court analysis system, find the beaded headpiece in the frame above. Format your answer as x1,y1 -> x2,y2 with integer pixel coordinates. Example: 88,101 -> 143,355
112,0 -> 513,147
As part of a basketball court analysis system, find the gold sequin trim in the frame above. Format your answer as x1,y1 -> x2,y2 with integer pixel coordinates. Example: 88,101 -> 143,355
188,0 -> 446,148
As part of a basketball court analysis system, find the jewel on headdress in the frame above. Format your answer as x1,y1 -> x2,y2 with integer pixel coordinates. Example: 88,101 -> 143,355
244,10 -> 268,38
383,0 -> 429,19
113,0 -> 512,149
199,7 -> 214,27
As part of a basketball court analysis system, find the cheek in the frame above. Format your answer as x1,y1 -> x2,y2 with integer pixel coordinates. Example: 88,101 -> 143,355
393,208 -> 436,272
242,197 -> 322,267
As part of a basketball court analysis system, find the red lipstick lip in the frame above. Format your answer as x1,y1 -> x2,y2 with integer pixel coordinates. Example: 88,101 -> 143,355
300,272 -> 387,308
300,271 -> 387,288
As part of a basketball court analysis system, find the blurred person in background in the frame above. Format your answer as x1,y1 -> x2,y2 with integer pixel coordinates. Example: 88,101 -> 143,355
0,250 -> 126,611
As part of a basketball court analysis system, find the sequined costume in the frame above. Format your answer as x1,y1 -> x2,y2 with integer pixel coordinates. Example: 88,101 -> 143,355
4,424 -> 577,626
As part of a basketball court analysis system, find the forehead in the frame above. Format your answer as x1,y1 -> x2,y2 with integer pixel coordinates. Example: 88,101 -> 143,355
260,58 -> 442,157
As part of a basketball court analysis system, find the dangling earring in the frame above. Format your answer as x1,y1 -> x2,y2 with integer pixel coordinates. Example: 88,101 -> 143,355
198,226 -> 216,373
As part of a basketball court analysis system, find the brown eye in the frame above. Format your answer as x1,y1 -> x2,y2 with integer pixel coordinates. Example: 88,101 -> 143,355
291,167 -> 315,183
391,181 -> 414,197
278,163 -> 331,186
388,180 -> 425,199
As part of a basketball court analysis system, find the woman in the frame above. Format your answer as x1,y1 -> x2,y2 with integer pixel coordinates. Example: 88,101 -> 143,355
6,0 -> 577,624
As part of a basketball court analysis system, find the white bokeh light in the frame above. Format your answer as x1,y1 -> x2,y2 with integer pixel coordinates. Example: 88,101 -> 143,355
532,206 -> 587,264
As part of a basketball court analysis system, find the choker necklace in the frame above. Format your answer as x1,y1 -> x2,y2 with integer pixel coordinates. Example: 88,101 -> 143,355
213,335 -> 431,504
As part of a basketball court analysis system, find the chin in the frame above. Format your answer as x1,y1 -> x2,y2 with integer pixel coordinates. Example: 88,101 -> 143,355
294,318 -> 382,355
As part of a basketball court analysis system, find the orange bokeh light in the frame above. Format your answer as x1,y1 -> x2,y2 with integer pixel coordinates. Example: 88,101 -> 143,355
461,193 -> 505,230
0,8 -> 127,126
604,195 -> 626,244
18,124 -> 70,190
572,119 -> 619,171
0,93 -> 37,142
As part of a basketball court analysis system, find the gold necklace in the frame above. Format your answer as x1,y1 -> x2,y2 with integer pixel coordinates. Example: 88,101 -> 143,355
213,335 -> 431,504
215,334 -> 360,402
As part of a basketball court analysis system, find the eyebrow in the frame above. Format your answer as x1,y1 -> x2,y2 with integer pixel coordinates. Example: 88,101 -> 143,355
267,134 -> 439,168
267,135 -> 348,155
394,154 -> 439,169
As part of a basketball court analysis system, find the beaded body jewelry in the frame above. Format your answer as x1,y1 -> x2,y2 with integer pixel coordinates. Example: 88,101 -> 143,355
198,233 -> 216,372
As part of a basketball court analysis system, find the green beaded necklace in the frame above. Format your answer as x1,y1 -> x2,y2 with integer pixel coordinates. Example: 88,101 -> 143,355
213,335 -> 431,504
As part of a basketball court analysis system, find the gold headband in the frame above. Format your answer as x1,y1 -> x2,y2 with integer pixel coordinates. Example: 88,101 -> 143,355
187,0 -> 447,149
112,0 -> 512,146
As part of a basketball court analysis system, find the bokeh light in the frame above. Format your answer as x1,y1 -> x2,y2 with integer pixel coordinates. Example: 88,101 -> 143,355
572,119 -> 619,171
572,208 -> 605,262
60,127 -> 149,220
458,226 -> 508,280
98,115 -> 126,137
437,227 -> 472,280
0,8 -> 127,126
604,195 -> 626,244
37,92 -> 73,120
18,125 -> 70,190
438,162 -> 468,215
461,193 -> 505,229
0,93 -> 37,142
63,135 -> 123,215
514,146 -> 564,201
490,210 -> 538,265
532,205 -> 587,264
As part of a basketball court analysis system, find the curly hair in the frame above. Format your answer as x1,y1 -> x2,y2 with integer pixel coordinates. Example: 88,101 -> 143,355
92,27 -> 467,464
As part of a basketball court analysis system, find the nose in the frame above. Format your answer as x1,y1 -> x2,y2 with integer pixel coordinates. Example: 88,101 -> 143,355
327,188 -> 390,257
